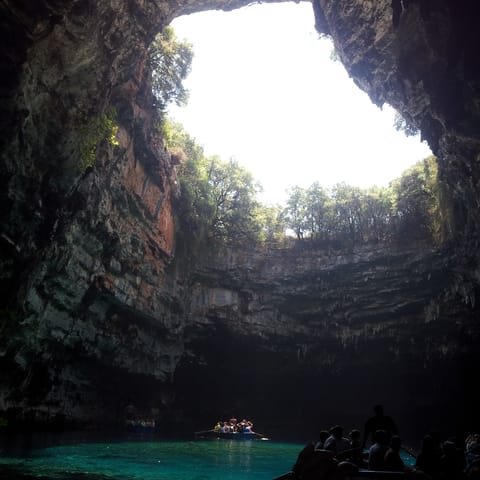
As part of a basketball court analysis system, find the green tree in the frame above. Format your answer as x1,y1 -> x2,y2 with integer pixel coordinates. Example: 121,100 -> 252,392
393,111 -> 419,137
148,25 -> 193,111
390,157 -> 439,241
206,156 -> 263,244
163,120 -> 266,246
331,182 -> 363,244
161,119 -> 210,239
361,186 -> 393,242
284,186 -> 308,239
255,204 -> 286,246
305,181 -> 330,240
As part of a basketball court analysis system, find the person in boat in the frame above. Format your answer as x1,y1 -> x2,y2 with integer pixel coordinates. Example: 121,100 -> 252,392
323,425 -> 352,455
347,429 -> 366,467
213,421 -> 222,432
292,442 -> 358,480
221,421 -> 231,433
384,435 -> 411,472
438,439 -> 464,480
238,419 -> 251,432
315,430 -> 331,450
362,405 -> 398,448
368,429 -> 389,470
244,422 -> 253,433
415,433 -> 442,479
466,433 -> 480,477
229,418 -> 238,431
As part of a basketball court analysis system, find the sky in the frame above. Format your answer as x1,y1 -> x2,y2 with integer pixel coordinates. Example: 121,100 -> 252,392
167,2 -> 432,205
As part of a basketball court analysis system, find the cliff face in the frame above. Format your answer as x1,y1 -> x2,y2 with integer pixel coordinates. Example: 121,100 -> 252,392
1,0 -> 480,439
0,0 -> 183,425
176,243 -> 479,440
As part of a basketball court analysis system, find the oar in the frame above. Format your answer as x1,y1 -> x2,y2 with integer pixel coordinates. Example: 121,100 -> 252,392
194,429 -> 215,436
254,431 -> 270,440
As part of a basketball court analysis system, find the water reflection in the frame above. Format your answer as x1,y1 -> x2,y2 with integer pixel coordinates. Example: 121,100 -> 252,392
1,438 -> 300,480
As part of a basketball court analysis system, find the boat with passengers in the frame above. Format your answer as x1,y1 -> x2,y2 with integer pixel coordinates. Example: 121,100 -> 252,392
195,429 -> 267,440
195,417 -> 269,440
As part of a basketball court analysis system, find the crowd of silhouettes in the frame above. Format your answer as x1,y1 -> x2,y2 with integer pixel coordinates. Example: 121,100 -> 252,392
287,404 -> 480,480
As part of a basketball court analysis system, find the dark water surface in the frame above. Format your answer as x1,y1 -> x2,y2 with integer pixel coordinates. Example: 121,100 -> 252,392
0,435 -> 303,480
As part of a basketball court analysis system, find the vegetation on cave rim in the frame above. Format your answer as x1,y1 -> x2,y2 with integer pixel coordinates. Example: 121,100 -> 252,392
164,119 -> 449,250
150,25 -> 452,251
74,108 -> 120,172
149,25 -> 193,112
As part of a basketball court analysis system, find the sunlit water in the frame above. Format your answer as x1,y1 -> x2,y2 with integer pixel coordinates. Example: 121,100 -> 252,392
0,438 -> 303,480
0,435 -> 416,480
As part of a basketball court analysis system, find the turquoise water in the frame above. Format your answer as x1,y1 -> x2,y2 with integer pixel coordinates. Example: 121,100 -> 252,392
0,439 -> 303,480
0,437 -> 416,480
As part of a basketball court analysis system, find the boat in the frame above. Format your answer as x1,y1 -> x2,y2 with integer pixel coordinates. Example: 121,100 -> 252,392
125,418 -> 156,433
195,429 -> 269,440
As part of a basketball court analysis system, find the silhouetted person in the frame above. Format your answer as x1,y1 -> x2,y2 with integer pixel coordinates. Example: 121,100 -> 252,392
415,434 -> 442,479
439,440 -> 465,480
292,443 -> 337,480
347,429 -> 366,467
465,433 -> 480,479
292,443 -> 358,480
362,405 -> 398,448
384,435 -> 409,472
316,430 -> 331,450
368,429 -> 389,471
324,425 -> 352,456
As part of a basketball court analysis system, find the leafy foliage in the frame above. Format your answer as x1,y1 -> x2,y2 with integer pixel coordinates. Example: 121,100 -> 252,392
256,205 -> 287,246
284,186 -> 308,239
390,155 -> 443,241
283,156 -> 448,248
161,117 -> 448,251
162,119 -> 268,247
148,26 -> 193,112
75,108 -> 119,171
393,111 -> 420,137
148,26 -> 449,252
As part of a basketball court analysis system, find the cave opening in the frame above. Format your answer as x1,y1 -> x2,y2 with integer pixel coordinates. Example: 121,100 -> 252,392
153,0 -> 480,444
166,2 -> 432,206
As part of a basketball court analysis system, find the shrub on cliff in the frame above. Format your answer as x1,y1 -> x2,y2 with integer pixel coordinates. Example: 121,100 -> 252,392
148,25 -> 193,112
161,119 -> 269,247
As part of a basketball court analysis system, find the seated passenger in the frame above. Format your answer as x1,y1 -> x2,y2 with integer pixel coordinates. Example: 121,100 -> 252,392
347,429 -> 366,467
415,434 -> 442,479
221,421 -> 231,433
323,425 -> 352,456
315,430 -> 331,450
438,439 -> 464,480
368,429 -> 389,470
384,435 -> 408,472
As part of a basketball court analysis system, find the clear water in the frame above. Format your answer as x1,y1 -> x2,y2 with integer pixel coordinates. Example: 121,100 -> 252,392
0,438 -> 303,480
0,436 -> 416,480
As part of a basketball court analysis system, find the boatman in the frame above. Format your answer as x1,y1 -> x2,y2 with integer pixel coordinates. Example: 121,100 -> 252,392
362,405 -> 398,448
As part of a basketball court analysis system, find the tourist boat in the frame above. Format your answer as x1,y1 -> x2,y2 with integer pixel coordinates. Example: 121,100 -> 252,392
125,418 -> 156,433
194,429 -> 269,440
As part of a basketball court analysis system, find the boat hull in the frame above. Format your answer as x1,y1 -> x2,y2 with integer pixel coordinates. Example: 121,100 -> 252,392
195,430 -> 261,440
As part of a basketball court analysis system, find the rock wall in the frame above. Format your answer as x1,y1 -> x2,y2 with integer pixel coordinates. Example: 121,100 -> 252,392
175,243 -> 480,441
0,0 -> 184,427
314,0 -> 480,243
1,0 -> 480,441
